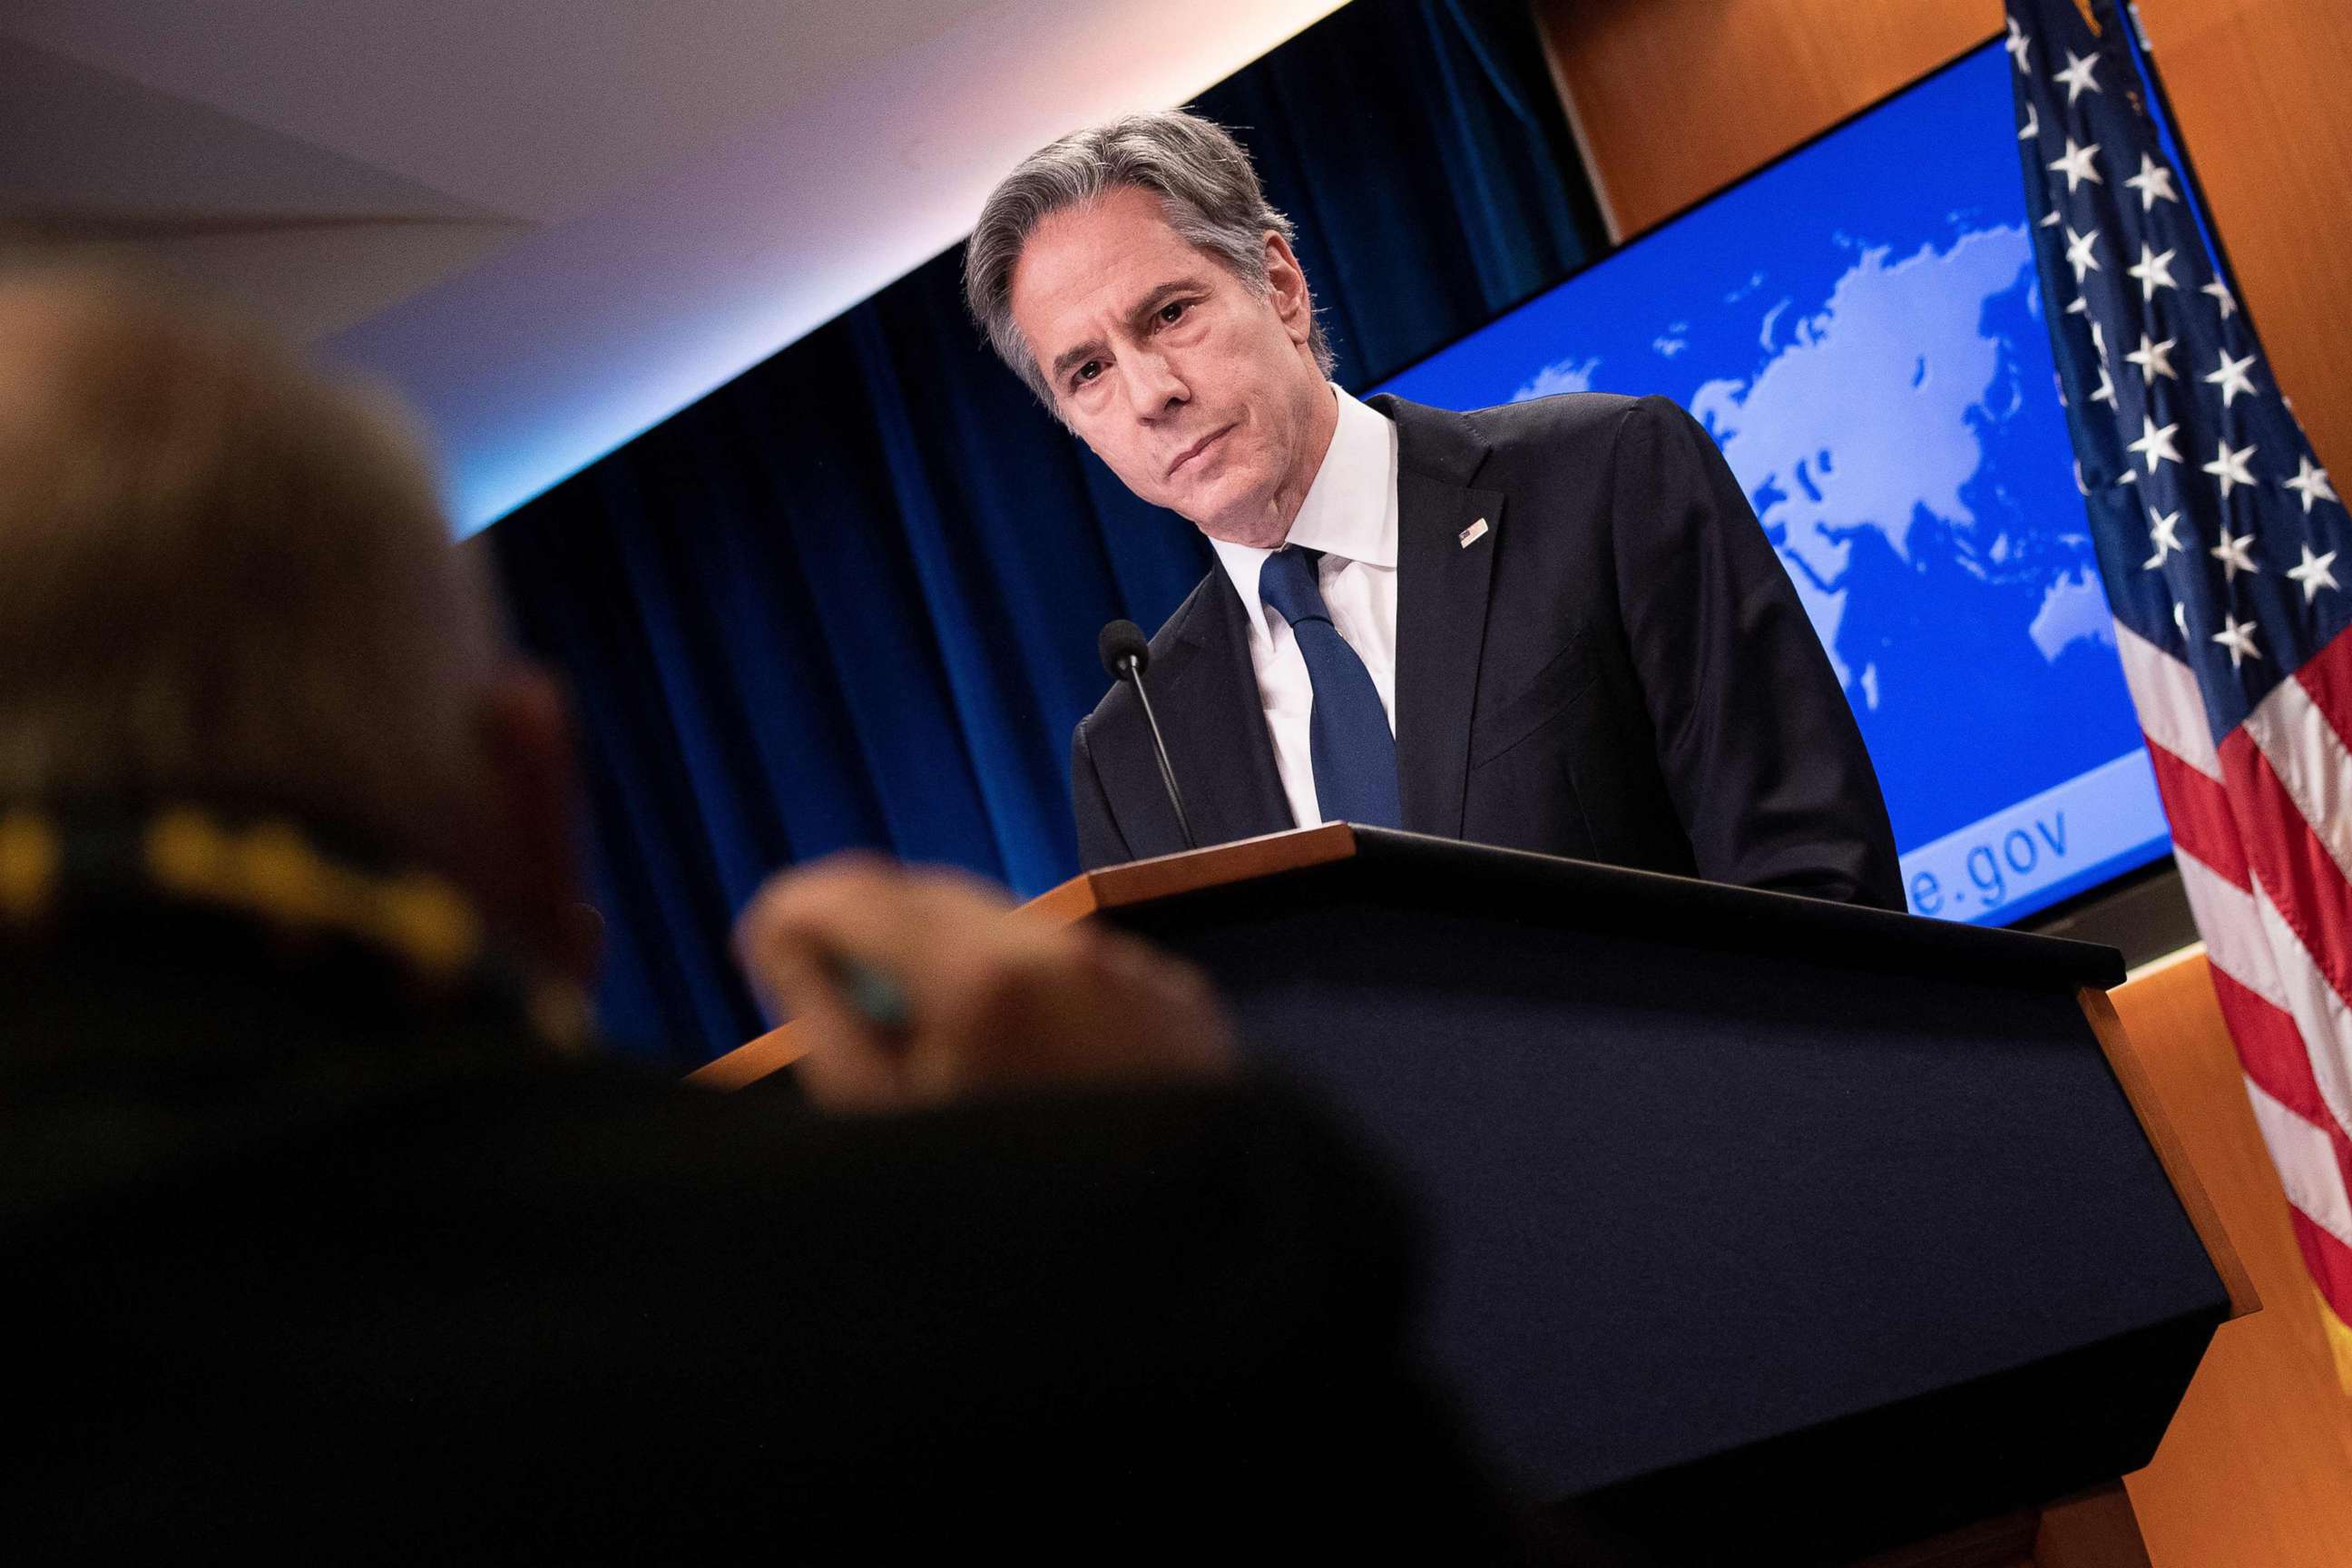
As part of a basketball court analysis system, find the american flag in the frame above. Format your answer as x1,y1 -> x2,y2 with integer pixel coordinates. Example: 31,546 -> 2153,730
2008,0 -> 2352,1385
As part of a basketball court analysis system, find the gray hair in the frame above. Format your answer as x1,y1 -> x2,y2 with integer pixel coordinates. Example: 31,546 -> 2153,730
963,110 -> 1335,405
0,269 -> 502,870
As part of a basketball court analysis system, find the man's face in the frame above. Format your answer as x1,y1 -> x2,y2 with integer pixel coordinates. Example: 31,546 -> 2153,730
1007,185 -> 1333,549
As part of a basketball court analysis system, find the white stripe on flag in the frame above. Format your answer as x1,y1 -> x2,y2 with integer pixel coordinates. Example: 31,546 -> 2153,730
2175,845 -> 2292,1014
2114,621 -> 2222,781
2244,668 -> 2352,886
2243,1074 -> 2352,1252
2249,872 -> 2352,1143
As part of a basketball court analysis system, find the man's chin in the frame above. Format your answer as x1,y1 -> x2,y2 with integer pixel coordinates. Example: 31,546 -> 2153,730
1177,485 -> 1289,550
1187,513 -> 1289,550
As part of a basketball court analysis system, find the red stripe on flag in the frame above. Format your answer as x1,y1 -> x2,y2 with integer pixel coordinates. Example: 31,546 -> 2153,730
2144,735 -> 2250,889
2210,965 -> 2337,1132
2213,970 -> 2352,1232
2218,729 -> 2352,1005
2287,1205 -> 2352,1333
2292,622 -> 2352,760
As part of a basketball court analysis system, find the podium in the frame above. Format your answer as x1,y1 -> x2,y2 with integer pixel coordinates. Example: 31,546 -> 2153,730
696,826 -> 2252,1564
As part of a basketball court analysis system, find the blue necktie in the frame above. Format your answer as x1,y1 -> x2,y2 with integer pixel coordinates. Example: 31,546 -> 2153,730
1259,547 -> 1402,828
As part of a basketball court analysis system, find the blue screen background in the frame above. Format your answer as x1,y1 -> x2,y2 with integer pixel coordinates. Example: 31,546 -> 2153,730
1376,42 -> 2170,925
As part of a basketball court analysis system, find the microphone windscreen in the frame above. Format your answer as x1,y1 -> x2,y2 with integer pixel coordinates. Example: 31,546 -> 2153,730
1098,619 -> 1150,680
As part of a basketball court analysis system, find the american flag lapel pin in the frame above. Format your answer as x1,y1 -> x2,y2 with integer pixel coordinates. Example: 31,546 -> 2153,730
1458,517 -> 1489,548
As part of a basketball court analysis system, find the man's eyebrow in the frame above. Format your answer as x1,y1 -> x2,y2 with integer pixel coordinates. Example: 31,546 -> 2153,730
1046,277 -> 1212,383
1050,336 -> 1107,383
1124,280 -> 1199,327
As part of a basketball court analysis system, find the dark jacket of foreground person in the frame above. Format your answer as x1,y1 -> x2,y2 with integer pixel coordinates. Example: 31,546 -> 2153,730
0,811 -> 1509,1560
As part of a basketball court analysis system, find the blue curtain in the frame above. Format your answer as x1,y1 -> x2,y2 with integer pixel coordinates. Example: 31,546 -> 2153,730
482,0 -> 1607,1062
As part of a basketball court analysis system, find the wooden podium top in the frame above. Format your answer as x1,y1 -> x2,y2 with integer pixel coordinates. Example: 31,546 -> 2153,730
1013,822 -> 1360,926
691,823 -> 2144,1086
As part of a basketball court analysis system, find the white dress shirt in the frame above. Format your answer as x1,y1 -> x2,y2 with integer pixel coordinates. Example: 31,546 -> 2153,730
1210,387 -> 1402,828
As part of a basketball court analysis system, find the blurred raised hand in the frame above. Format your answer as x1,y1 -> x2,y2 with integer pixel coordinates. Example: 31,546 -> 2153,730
734,855 -> 1234,1112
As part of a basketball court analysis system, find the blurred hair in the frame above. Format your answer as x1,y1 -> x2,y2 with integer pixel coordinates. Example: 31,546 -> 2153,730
0,269 -> 501,864
962,109 -> 1334,407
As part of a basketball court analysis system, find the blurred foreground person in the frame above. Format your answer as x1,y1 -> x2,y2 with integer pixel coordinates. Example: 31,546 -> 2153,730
0,274 -> 1512,1559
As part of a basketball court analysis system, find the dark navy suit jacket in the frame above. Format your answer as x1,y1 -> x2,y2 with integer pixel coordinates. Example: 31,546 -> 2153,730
1072,392 -> 1905,909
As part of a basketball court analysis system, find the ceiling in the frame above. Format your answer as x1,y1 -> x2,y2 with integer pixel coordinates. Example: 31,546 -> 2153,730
0,0 -> 1352,533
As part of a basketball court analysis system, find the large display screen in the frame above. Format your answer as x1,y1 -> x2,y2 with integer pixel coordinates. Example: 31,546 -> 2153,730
1376,40 -> 2168,926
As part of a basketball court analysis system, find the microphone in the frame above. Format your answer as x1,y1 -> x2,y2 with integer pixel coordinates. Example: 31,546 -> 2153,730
1098,619 -> 1197,851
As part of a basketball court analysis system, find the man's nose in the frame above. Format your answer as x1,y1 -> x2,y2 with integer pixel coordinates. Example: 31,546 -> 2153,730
1125,346 -> 1186,418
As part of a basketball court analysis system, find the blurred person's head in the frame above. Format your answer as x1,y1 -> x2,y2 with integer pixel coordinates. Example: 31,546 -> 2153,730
0,270 -> 591,982
964,111 -> 1338,550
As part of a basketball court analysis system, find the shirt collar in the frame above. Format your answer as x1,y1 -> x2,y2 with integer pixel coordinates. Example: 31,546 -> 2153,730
1211,386 -> 1398,612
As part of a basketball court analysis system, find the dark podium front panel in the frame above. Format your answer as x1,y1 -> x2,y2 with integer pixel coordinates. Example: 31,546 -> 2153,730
1105,830 -> 2225,1563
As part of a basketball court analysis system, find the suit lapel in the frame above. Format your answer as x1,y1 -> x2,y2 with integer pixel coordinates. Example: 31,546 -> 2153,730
1377,397 -> 1502,839
1157,573 -> 1295,845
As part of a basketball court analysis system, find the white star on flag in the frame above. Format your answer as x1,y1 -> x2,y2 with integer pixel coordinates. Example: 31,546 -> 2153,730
2210,612 -> 2261,670
2123,153 -> 2181,211
2288,544 -> 2340,603
2041,209 -> 2063,230
2142,507 -> 2184,568
2090,320 -> 2108,364
2124,334 -> 2178,381
2128,416 -> 2182,473
2283,455 -> 2337,514
2007,16 -> 2033,72
2050,139 -> 2102,193
2064,226 -> 2102,282
2202,279 -> 2237,318
2020,102 -> 2041,142
2173,601 -> 2189,640
2204,439 -> 2259,499
2055,49 -> 2102,103
2204,350 -> 2258,407
2128,245 -> 2180,302
2210,526 -> 2260,581
2089,364 -> 2117,406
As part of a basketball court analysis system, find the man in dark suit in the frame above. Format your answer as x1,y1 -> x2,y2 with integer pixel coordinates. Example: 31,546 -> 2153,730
963,113 -> 1902,908
0,272 -> 1514,1558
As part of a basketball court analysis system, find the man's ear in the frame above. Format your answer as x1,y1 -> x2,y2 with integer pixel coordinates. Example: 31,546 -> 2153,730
472,662 -> 600,987
1263,230 -> 1315,347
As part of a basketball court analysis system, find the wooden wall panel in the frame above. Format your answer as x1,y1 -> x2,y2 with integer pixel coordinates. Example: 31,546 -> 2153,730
1536,0 -> 1991,239
1536,0 -> 2352,524
2132,0 -> 2352,526
2107,953 -> 2352,1568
